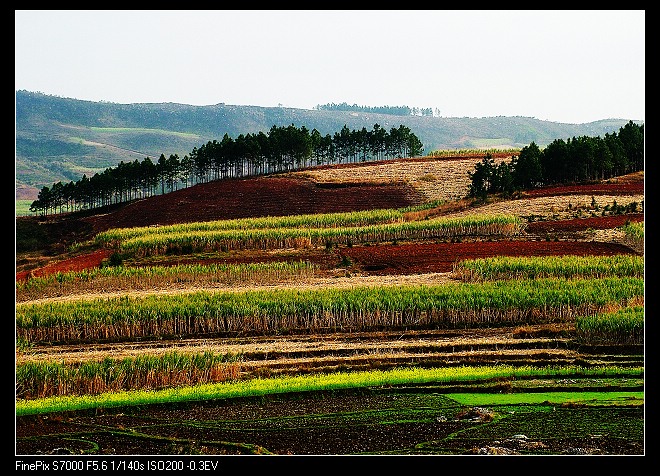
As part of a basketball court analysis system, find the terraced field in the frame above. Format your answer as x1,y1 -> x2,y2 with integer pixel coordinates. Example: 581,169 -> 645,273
15,156 -> 644,456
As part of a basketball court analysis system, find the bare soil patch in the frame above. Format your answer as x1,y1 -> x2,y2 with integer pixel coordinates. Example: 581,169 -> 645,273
340,240 -> 636,275
526,213 -> 643,233
81,176 -> 425,234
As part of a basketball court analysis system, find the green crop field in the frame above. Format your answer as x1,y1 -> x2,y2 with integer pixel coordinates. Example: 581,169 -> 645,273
15,152 -> 645,456
15,200 -> 34,217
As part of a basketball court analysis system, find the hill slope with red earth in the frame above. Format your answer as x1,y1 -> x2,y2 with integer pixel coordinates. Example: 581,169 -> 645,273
16,158 -> 643,281
82,175 -> 425,234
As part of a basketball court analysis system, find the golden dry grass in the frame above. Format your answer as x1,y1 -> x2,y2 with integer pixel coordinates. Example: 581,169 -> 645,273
16,324 -> 576,369
292,156 -> 512,202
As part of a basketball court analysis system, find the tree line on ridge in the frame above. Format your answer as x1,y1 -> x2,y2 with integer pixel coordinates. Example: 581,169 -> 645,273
468,121 -> 644,199
29,123 -> 424,216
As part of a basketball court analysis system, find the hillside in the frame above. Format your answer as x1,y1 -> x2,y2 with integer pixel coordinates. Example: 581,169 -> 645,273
15,154 -> 644,456
15,154 -> 644,279
14,153 -> 514,259
15,90 -> 642,200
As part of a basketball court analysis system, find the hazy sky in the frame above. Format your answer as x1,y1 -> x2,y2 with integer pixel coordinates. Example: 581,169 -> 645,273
15,10 -> 645,124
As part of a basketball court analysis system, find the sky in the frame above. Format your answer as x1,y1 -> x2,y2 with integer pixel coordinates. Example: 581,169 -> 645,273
15,10 -> 645,124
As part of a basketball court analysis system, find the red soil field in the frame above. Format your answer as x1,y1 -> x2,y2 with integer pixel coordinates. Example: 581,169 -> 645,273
526,213 -> 644,233
76,154 -> 519,234
15,249 -> 114,282
15,157 -> 645,457
16,162 -> 643,282
521,179 -> 643,198
530,183 -> 643,197
340,240 -> 637,275
16,223 -> 639,282
81,176 -> 425,234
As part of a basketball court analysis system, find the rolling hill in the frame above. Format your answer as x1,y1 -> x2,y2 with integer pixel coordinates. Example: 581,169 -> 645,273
15,90 -> 642,201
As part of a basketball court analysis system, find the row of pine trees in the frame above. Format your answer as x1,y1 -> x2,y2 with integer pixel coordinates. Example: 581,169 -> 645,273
315,102 -> 437,117
29,120 -> 644,216
468,121 -> 644,199
30,123 -> 424,216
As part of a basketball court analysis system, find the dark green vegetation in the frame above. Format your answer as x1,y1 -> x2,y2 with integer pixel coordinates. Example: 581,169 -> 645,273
15,209 -> 96,254
16,378 -> 643,455
15,90 -> 641,200
468,121 -> 644,199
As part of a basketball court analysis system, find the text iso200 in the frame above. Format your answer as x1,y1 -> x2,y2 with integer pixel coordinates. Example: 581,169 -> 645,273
147,460 -> 185,471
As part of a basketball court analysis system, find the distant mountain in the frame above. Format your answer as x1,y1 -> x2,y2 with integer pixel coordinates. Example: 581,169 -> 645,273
15,90 -> 642,201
